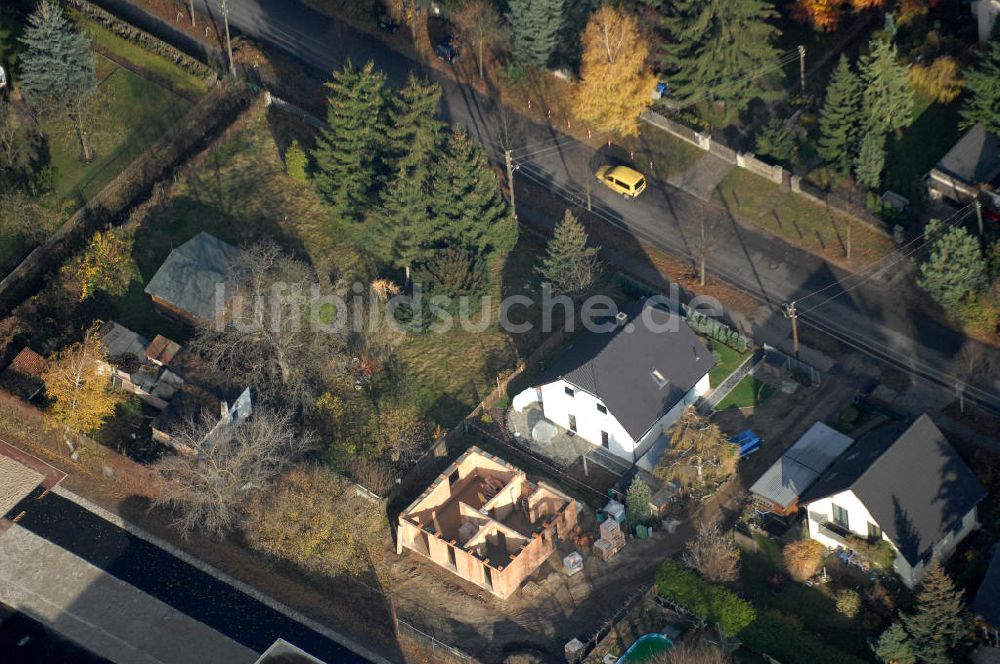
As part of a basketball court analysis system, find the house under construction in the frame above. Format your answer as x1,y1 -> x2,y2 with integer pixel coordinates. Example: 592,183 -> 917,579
396,447 -> 579,599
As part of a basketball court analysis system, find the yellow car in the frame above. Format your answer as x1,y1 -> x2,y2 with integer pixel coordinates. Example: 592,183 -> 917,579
595,164 -> 647,198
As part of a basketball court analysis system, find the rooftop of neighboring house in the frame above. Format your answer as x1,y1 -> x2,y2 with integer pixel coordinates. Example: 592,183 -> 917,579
536,299 -> 715,440
802,414 -> 987,565
100,321 -> 149,360
144,232 -> 240,324
9,347 -> 46,377
401,447 -> 573,570
973,544 -> 1000,628
934,123 -> 1000,186
750,422 -> 854,509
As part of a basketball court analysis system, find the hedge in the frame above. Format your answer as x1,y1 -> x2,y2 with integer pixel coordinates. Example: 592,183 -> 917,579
655,560 -> 756,636
739,609 -> 867,664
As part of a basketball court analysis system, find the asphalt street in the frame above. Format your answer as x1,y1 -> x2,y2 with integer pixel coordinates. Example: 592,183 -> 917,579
97,0 -> 1000,409
5,487 -> 373,663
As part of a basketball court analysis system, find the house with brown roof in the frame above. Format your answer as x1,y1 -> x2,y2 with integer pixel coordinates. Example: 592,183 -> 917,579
396,447 -> 578,599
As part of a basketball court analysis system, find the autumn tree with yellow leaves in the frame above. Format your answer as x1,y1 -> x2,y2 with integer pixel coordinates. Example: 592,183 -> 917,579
42,324 -> 125,455
60,227 -> 139,301
573,5 -> 656,137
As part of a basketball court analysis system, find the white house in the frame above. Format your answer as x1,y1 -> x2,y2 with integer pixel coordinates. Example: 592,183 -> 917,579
973,0 -> 1000,43
802,415 -> 986,588
512,300 -> 715,466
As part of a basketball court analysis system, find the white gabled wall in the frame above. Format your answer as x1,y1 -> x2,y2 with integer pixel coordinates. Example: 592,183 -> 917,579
539,380 -> 635,459
805,490 -> 981,588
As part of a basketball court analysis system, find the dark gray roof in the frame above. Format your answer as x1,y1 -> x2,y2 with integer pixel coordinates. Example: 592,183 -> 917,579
538,299 -> 715,439
935,124 -> 1000,185
973,544 -> 1000,627
144,232 -> 239,323
750,422 -> 854,508
803,415 -> 986,565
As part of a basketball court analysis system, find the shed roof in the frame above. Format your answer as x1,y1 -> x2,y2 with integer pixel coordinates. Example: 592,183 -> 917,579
144,232 -> 239,324
10,347 -> 47,377
145,335 -> 181,366
100,321 -> 149,359
803,415 -> 986,565
537,300 -> 715,440
751,422 -> 853,509
935,124 -> 1000,185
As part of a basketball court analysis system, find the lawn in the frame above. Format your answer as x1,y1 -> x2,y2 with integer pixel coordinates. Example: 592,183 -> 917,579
715,374 -> 774,411
74,13 -> 210,99
627,121 -> 707,180
707,338 -> 752,388
883,92 -> 963,210
42,53 -> 192,211
712,167 -> 895,266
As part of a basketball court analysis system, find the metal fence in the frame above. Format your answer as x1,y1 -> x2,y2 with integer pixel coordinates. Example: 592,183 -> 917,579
397,619 -> 474,663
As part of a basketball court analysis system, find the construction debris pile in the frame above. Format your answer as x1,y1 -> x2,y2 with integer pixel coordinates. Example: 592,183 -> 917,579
594,517 -> 625,562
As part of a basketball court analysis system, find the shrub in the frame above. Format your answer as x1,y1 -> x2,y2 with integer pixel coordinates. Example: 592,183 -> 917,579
655,559 -> 756,636
846,535 -> 896,570
910,57 -> 964,104
783,539 -> 827,582
836,588 -> 862,618
284,139 -> 309,181
741,609 -> 866,664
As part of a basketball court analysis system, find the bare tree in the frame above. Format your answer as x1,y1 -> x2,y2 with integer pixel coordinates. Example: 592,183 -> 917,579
655,408 -> 738,491
453,0 -> 509,80
154,408 -> 314,538
218,0 -> 235,76
191,241 -> 349,410
683,517 -> 740,583
693,216 -> 721,286
188,0 -> 196,27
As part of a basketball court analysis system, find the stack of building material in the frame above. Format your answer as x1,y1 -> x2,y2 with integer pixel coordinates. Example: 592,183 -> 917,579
594,517 -> 625,562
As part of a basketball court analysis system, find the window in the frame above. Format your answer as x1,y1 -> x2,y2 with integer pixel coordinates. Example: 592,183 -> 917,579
601,431 -> 609,448
832,503 -> 849,529
596,403 -> 607,414
447,545 -> 457,570
483,565 -> 493,591
952,519 -> 965,537
867,522 -> 881,540
564,386 -> 575,397
568,415 -> 577,432
448,469 -> 460,486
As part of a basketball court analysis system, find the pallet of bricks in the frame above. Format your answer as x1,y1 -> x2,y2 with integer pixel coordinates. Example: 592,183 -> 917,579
594,518 -> 625,562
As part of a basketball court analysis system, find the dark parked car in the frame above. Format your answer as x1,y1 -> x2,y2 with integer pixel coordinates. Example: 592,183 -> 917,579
435,39 -> 458,63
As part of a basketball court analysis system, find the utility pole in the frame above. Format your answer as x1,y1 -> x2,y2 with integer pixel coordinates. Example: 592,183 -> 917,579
504,148 -> 517,223
798,45 -> 806,96
219,0 -> 235,77
783,301 -> 800,358
975,199 -> 984,237
846,222 -> 852,261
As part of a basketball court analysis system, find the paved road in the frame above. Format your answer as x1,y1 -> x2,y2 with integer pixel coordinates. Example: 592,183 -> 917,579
5,487 -> 373,663
109,0 -> 1000,409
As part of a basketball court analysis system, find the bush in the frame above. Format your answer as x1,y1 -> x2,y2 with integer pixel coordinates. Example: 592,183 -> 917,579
284,139 -> 309,181
836,589 -> 862,618
740,609 -> 866,664
910,56 -> 963,104
655,559 -> 756,636
846,535 -> 896,571
783,539 -> 827,582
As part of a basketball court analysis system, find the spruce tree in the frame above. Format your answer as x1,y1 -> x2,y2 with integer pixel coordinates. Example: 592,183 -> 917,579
900,562 -> 969,664
18,0 -> 96,161
855,128 -> 886,189
658,0 -> 782,115
431,130 -> 513,256
859,37 -> 914,135
918,219 -> 988,308
536,209 -> 600,297
375,167 -> 434,270
961,36 -> 1000,135
312,61 -> 390,221
386,74 -> 444,178
625,476 -> 652,532
817,56 -> 862,174
506,0 -> 565,69
872,623 -> 915,664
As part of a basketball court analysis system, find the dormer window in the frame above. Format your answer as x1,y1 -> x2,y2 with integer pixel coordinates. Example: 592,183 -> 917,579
596,403 -> 607,414
564,386 -> 575,397
651,369 -> 668,388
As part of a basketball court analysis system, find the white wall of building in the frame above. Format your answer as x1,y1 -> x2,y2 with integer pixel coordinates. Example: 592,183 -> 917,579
805,489 -> 980,587
973,0 -> 1000,43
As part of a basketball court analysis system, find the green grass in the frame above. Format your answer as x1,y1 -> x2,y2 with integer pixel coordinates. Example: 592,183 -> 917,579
883,92 -> 962,209
707,338 -> 751,388
43,54 -> 191,210
74,14 -> 209,99
628,122 -> 707,180
715,374 -> 774,411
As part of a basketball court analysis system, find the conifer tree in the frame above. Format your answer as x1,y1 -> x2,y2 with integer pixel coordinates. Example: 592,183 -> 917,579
961,35 -> 1000,135
536,209 -> 600,297
574,5 -> 656,136
855,128 -> 886,188
312,61 -> 390,220
658,0 -> 782,115
859,37 -> 914,135
900,562 -> 969,664
817,56 -> 862,174
506,0 -> 565,69
625,476 -> 652,532
18,0 -> 96,161
918,218 -> 988,308
872,623 -> 915,664
431,130 -> 513,256
386,74 -> 444,178
375,167 -> 434,270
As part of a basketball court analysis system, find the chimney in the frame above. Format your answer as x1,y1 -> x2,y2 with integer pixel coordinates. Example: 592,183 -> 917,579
693,344 -> 701,362
615,312 -> 628,328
